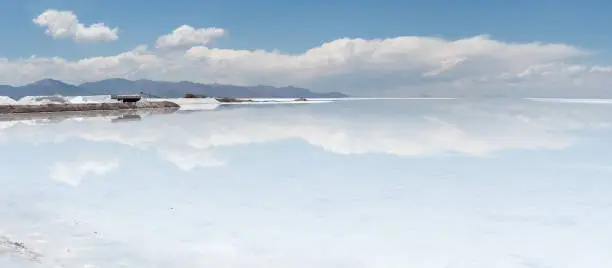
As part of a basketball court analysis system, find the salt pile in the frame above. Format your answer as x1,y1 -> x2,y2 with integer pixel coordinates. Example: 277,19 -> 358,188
17,96 -> 70,105
0,96 -> 17,105
69,95 -> 117,104
0,95 -> 121,105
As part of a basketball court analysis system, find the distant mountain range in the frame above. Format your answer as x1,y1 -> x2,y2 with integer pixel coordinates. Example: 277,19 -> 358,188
0,79 -> 348,99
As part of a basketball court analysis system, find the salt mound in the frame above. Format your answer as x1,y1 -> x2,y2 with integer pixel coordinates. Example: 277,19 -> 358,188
12,95 -> 118,105
69,95 -> 116,104
0,96 -> 17,105
18,96 -> 70,105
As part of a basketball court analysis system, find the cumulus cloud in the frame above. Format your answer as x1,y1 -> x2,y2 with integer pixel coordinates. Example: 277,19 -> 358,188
49,159 -> 120,186
5,16 -> 612,96
33,9 -> 118,43
156,25 -> 225,49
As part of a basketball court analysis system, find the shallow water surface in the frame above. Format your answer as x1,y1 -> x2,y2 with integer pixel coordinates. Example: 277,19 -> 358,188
1,99 -> 611,268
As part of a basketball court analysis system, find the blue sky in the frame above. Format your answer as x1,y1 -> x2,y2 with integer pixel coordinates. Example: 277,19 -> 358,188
2,0 -> 611,59
1,0 -> 612,96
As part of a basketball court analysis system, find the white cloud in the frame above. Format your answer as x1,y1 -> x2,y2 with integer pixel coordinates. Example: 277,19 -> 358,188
5,15 -> 612,96
33,9 -> 118,43
49,159 -> 120,186
156,25 -> 225,49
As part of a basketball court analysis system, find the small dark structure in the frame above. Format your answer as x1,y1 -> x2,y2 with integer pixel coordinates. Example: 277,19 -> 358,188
215,97 -> 253,103
184,93 -> 207,98
111,94 -> 142,103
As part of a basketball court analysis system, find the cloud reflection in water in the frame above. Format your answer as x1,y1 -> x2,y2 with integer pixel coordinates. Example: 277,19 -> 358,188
1,99 -> 612,267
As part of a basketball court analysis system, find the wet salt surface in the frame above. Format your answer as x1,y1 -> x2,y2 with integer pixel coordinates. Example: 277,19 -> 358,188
1,99 -> 612,268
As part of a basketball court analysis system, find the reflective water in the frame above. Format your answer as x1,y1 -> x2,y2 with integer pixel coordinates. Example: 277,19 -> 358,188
1,99 -> 611,268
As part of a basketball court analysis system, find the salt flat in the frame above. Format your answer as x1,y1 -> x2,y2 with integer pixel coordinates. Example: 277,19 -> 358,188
1,99 -> 611,268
